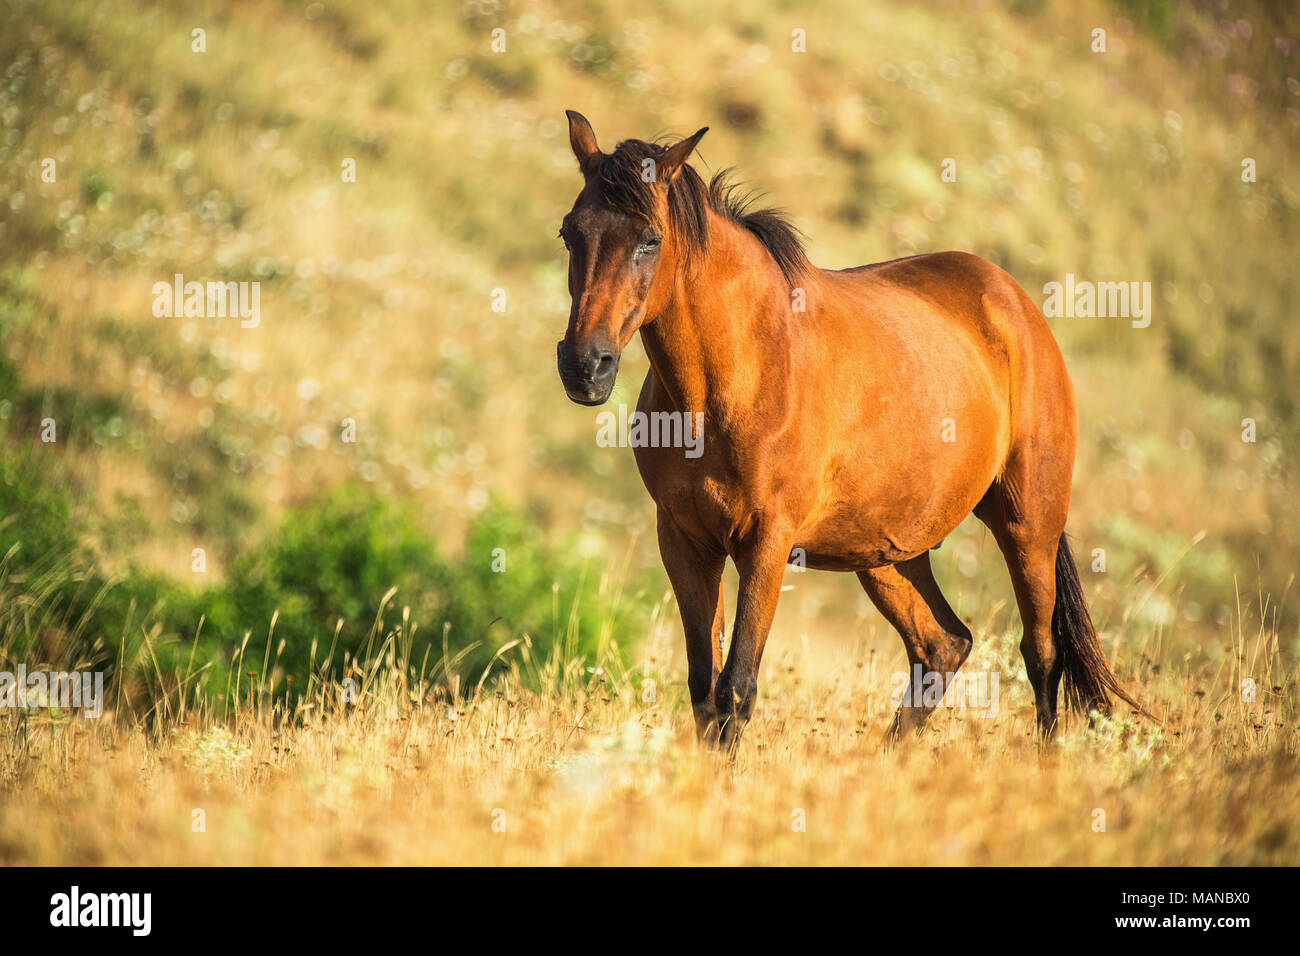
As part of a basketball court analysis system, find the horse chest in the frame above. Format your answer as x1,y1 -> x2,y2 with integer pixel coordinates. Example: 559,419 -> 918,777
634,446 -> 767,537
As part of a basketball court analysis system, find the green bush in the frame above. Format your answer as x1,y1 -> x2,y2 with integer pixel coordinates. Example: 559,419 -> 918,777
178,484 -> 653,690
0,449 -> 653,700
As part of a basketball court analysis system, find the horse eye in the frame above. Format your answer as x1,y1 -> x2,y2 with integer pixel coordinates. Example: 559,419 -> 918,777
636,236 -> 662,255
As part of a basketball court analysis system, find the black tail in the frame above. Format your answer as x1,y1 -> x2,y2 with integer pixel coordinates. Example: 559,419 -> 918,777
1053,533 -> 1147,718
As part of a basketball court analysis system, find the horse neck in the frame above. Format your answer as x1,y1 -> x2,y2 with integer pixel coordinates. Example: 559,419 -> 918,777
639,211 -> 798,415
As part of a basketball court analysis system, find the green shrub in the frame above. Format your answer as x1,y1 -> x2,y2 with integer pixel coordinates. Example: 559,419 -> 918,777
0,448 -> 654,702
184,484 -> 653,690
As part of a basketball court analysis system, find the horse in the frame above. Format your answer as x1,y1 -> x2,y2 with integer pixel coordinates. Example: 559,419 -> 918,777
554,110 -> 1142,748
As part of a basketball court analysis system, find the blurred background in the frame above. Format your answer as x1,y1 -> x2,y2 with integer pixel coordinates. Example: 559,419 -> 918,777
0,0 -> 1295,705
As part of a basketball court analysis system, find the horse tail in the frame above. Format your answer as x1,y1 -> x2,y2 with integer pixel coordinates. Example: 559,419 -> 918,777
1053,533 -> 1153,721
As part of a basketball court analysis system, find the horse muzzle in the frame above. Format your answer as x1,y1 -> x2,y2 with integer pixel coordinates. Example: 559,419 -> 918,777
557,339 -> 619,405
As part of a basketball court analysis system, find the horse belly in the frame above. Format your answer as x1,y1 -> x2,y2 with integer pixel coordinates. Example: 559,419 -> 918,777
792,387 -> 1007,571
794,505 -> 964,571
794,470 -> 993,569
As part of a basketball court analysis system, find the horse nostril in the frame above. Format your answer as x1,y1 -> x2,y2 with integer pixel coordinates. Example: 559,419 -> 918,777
595,351 -> 616,377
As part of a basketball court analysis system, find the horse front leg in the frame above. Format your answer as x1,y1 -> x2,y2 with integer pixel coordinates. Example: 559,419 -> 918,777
656,510 -> 727,742
714,529 -> 791,751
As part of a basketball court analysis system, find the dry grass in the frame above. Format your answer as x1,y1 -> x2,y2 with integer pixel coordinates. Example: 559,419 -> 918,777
2,592 -> 1295,866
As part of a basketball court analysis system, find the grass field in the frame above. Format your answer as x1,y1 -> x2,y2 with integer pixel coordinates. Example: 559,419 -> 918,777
0,0 -> 1297,865
1,585 -> 1295,865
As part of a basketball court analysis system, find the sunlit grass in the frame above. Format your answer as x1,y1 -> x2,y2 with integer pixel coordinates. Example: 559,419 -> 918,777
0,580 -> 1294,865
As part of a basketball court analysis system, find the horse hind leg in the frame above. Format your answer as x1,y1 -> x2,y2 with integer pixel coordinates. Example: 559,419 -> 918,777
975,468 -> 1068,739
858,554 -> 973,743
977,474 -> 1141,739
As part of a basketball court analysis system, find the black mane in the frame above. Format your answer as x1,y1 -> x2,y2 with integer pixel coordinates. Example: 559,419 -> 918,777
593,138 -> 811,286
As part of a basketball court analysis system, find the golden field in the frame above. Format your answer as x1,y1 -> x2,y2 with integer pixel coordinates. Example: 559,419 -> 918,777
1,586 -> 1295,865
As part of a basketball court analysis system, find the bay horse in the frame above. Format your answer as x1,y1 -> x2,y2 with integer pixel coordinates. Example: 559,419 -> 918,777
555,110 -> 1141,747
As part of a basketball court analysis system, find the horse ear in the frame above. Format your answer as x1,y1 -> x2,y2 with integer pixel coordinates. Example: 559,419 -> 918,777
657,127 -> 709,183
566,110 -> 602,176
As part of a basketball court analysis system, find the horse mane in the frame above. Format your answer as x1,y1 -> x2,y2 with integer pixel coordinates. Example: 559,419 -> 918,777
594,138 -> 811,286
